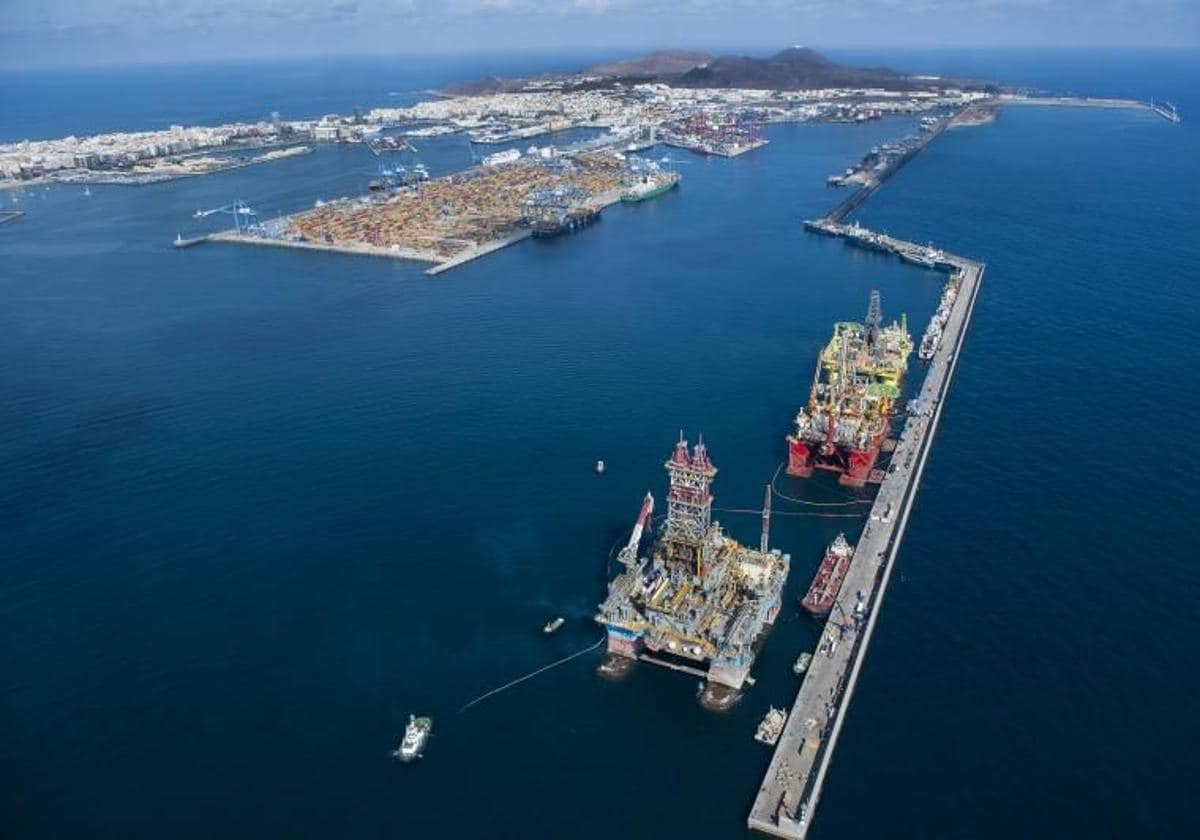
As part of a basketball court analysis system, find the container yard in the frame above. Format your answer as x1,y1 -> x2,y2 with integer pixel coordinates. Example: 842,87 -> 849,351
208,151 -> 633,273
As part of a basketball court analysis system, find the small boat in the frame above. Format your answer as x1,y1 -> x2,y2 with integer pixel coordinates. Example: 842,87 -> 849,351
595,459 -> 605,474
793,652 -> 812,675
543,617 -> 565,634
82,186 -> 92,197
392,714 -> 432,762
755,707 -> 787,745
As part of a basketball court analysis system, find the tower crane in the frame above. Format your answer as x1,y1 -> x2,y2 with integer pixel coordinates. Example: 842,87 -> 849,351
191,200 -> 258,234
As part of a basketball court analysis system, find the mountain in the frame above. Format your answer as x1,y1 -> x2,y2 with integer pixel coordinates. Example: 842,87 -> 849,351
443,47 -> 990,96
671,47 -> 931,91
584,50 -> 712,78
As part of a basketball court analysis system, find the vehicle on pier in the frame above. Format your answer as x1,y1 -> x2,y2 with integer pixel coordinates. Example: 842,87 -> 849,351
393,715 -> 432,762
800,534 -> 855,618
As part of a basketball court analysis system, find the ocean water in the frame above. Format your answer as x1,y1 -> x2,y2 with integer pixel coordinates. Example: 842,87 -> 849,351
2,50 -> 1198,838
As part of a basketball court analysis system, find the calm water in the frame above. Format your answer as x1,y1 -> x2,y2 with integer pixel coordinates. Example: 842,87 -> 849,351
2,50 -> 1198,838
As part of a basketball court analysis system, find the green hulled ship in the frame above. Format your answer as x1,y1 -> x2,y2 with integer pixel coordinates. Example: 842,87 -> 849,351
622,171 -> 681,203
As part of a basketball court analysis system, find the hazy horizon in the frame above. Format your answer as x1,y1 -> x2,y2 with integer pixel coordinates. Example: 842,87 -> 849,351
3,0 -> 1198,71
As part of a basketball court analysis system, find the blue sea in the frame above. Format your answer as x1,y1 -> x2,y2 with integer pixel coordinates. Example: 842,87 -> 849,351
2,49 -> 1198,838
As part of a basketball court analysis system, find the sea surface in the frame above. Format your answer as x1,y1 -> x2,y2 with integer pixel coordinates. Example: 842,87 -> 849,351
2,50 -> 1198,839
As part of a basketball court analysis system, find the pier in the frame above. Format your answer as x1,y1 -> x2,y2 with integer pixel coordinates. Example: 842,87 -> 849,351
746,85 -> 1181,838
748,228 -> 983,838
826,117 -> 949,224
999,95 -> 1180,123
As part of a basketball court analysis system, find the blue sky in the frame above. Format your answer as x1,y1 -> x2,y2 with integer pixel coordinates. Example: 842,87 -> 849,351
3,0 -> 1198,69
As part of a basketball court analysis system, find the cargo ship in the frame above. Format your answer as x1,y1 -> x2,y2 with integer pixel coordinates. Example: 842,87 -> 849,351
800,534 -> 855,617
531,206 -> 600,238
787,291 -> 912,486
596,436 -> 790,692
622,170 -> 681,203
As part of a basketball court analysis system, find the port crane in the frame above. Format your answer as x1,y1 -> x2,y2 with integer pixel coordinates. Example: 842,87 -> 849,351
191,199 -> 258,234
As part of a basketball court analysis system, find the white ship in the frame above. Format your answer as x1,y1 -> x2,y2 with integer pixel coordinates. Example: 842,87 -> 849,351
793,652 -> 812,675
393,714 -> 432,762
481,148 -> 520,168
755,707 -> 787,745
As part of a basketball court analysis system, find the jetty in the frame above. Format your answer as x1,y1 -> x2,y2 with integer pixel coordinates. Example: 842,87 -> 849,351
748,229 -> 983,838
746,85 -> 1183,837
1000,95 -> 1180,123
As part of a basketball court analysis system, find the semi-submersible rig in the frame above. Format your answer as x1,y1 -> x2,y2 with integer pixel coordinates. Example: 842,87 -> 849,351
595,436 -> 790,691
787,291 -> 913,487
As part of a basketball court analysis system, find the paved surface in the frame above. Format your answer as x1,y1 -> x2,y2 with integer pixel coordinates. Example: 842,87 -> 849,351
747,230 -> 983,838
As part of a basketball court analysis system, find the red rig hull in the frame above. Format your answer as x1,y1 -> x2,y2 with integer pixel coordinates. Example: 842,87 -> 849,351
786,418 -> 889,488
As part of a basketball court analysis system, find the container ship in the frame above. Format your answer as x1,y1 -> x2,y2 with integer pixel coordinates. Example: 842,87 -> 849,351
800,534 -> 855,617
530,206 -> 600,238
787,291 -> 912,487
596,436 -> 790,691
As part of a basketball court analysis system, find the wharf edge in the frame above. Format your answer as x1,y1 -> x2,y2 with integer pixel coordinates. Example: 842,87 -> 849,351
748,243 -> 982,837
748,90 -> 1177,836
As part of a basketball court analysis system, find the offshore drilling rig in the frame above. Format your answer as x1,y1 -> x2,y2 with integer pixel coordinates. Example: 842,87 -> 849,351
595,435 -> 790,694
786,291 -> 913,487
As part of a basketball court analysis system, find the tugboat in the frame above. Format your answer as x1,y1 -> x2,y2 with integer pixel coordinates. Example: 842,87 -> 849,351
755,706 -> 787,745
800,534 -> 855,618
543,617 -> 565,634
392,714 -> 432,762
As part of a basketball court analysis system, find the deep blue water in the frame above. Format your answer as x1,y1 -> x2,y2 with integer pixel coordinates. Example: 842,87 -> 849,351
2,50 -> 1199,839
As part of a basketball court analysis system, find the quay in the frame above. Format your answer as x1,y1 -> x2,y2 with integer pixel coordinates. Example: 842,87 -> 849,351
825,116 -> 949,224
192,187 -> 627,275
824,93 -> 1178,226
748,226 -> 984,838
749,86 -> 1180,837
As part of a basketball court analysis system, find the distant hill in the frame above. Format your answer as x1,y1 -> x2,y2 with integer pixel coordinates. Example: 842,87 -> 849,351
672,47 -> 930,91
443,46 -> 989,96
585,50 -> 712,78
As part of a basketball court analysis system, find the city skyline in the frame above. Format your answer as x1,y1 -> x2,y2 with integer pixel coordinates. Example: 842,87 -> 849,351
3,0 -> 1198,70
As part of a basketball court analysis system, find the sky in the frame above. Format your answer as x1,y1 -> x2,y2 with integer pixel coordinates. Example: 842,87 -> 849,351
2,0 -> 1198,69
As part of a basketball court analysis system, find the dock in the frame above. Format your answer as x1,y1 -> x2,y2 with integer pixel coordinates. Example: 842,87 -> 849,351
748,228 -> 984,838
825,117 -> 949,224
190,188 -> 627,276
745,84 -> 1184,837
